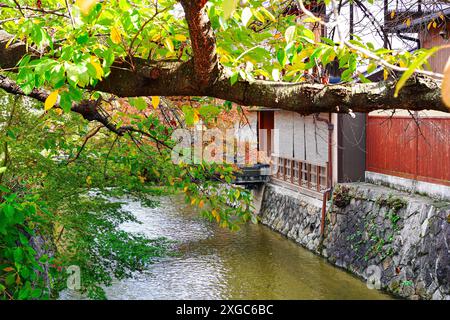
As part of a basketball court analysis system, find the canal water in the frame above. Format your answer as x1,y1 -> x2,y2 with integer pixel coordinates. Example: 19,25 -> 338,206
65,195 -> 392,300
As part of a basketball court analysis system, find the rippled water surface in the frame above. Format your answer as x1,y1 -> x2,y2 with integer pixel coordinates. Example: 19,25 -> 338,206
64,195 -> 392,300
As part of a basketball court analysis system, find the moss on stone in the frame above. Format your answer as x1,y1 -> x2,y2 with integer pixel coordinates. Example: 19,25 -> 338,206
332,185 -> 352,208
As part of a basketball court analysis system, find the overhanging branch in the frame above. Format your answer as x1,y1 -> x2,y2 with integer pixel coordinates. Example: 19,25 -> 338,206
1,25 -> 448,117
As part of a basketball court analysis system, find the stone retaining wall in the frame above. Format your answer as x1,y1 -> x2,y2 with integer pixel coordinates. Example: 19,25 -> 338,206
257,182 -> 450,300
258,184 -> 323,252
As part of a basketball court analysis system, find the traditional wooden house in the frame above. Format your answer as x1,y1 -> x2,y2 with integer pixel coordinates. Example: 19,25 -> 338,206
238,1 -> 450,201
240,108 -> 366,199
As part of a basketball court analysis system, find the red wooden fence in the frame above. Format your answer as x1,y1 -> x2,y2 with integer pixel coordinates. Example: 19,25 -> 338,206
366,116 -> 450,187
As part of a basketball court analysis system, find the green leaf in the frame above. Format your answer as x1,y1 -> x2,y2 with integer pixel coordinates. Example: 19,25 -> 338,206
3,204 -> 15,220
31,288 -> 42,299
76,33 -> 90,45
230,72 -> 239,85
39,254 -> 49,263
277,48 -> 287,66
19,233 -> 29,245
5,273 -> 15,286
129,97 -> 148,111
14,247 -> 24,263
223,0 -> 238,20
301,28 -> 316,41
59,92 -> 73,113
394,48 -> 438,97
0,167 -> 6,174
367,63 -> 377,74
0,185 -> 11,193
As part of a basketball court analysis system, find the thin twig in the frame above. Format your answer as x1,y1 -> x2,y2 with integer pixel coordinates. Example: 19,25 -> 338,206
65,0 -> 76,28
66,126 -> 103,164
103,135 -> 119,178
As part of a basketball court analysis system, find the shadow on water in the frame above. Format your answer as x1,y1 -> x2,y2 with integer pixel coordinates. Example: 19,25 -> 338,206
63,195 -> 393,300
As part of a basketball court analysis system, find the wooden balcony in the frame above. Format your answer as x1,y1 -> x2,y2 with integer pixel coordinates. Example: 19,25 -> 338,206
271,155 -> 329,197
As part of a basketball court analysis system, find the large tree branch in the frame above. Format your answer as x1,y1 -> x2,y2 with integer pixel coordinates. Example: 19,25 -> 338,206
1,31 -> 448,116
179,0 -> 219,87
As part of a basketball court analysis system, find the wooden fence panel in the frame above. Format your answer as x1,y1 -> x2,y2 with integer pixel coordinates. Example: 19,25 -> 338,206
366,116 -> 450,187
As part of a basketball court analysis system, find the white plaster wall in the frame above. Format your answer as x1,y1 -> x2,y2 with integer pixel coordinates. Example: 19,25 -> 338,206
304,115 -> 328,165
234,112 -> 258,164
274,111 -> 294,158
274,111 -> 329,165
234,112 -> 258,144
293,113 -> 305,160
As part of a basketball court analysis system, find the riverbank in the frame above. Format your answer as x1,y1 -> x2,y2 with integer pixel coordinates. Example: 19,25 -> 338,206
257,182 -> 450,300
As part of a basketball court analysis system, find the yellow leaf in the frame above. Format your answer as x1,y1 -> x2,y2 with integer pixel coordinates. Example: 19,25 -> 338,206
253,9 -> 265,23
260,7 -> 276,22
211,209 -> 220,222
191,198 -> 197,205
174,34 -> 187,41
433,21 -> 437,28
152,34 -> 162,42
183,186 -> 188,192
151,96 -> 160,109
390,10 -> 395,19
86,176 -> 92,185
383,69 -> 388,81
193,110 -> 200,124
303,16 -> 321,23
45,90 -> 59,111
442,56 -> 450,109
164,38 -> 174,52
90,56 -> 104,79
76,0 -> 98,15
220,55 -> 230,63
111,27 -> 122,45
5,36 -> 15,49
54,108 -> 63,116
405,18 -> 411,27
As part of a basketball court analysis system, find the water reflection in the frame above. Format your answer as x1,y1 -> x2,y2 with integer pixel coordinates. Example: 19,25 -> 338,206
64,195 -> 392,300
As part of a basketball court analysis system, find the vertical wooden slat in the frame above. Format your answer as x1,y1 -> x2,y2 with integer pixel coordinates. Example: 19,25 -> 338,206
367,116 -> 450,187
317,166 -> 321,191
299,161 -> 303,186
291,160 -> 294,183
307,164 -> 311,189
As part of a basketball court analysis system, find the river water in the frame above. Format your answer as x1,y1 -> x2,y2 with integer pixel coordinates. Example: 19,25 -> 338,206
64,195 -> 392,300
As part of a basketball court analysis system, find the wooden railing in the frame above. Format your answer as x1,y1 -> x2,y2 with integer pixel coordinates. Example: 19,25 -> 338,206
271,155 -> 329,193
